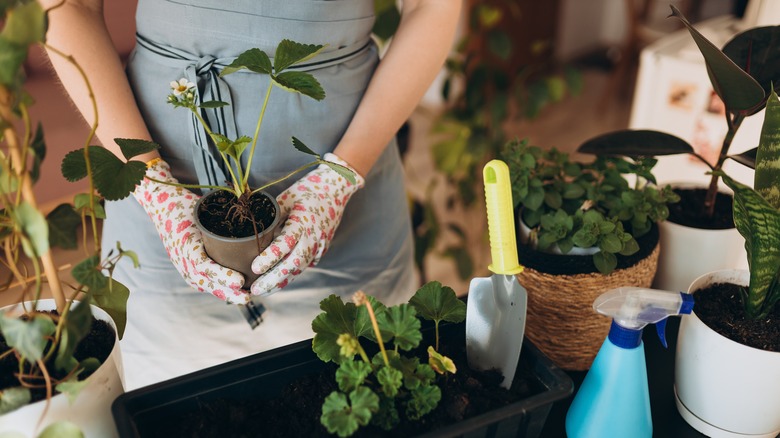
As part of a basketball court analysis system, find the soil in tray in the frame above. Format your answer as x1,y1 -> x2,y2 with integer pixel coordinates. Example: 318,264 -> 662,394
197,190 -> 277,238
694,282 -> 780,352
667,187 -> 734,230
146,338 -> 547,438
0,314 -> 115,404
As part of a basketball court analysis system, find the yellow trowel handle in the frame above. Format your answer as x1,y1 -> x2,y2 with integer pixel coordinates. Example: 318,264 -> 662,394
483,160 -> 524,275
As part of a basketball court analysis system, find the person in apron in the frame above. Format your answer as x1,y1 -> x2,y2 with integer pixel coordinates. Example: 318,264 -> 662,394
44,0 -> 461,390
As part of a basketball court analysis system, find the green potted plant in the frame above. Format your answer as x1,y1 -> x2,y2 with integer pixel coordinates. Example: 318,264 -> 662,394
0,1 -> 148,436
500,138 -> 679,370
673,86 -> 780,438
576,5 -> 780,292
126,40 -> 356,286
111,281 -> 574,437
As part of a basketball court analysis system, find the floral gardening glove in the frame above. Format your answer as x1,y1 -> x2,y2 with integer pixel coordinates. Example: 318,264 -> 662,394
249,152 -> 365,296
133,159 -> 250,304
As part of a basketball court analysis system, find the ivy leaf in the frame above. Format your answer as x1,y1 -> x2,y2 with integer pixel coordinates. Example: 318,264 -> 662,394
71,255 -> 108,291
73,193 -> 106,219
0,312 -> 56,364
91,277 -> 129,339
335,360 -> 371,393
47,203 -> 81,250
221,48 -> 272,76
55,298 -> 93,373
114,138 -> 159,161
0,37 -> 26,87
409,281 -> 466,324
273,40 -> 325,73
273,71 -> 325,101
13,201 -> 48,258
37,421 -> 85,438
376,304 -> 421,351
1,1 -> 46,46
376,366 -> 403,398
56,377 -> 90,405
0,386 -> 31,415
406,384 -> 441,420
320,387 -> 379,437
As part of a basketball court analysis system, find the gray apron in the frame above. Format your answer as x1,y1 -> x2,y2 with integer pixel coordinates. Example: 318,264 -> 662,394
103,0 -> 416,390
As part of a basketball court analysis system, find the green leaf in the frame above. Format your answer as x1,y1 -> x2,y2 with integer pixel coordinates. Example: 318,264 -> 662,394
721,173 -> 780,319
73,193 -> 106,219
442,245 -> 474,280
320,387 -> 379,437
273,40 -> 325,73
669,5 -> 764,113
91,278 -> 129,339
29,123 -> 45,183
0,387 -> 31,415
335,360 -> 371,393
221,48 -> 272,76
599,234 -> 623,253
55,298 -> 93,373
406,385 -> 441,420
56,378 -> 89,405
47,203 -> 81,250
312,295 -> 361,364
0,312 -> 55,363
372,0 -> 401,41
14,201 -> 48,257
273,71 -> 325,101
408,281 -> 466,324
754,89 -> 780,209
0,1 -> 46,46
427,346 -> 456,374
63,146 -> 147,201
291,136 -> 318,156
71,255 -> 108,290
593,251 -> 617,275
224,136 -> 252,161
198,100 -> 229,109
114,138 -> 159,161
325,162 -> 358,186
577,129 -> 694,157
730,147 -> 757,169
376,304 -> 421,351
487,30 -> 512,60
376,366 -> 403,398
0,37 -> 26,86
404,363 -> 435,391
37,421 -> 84,438
722,26 -> 780,105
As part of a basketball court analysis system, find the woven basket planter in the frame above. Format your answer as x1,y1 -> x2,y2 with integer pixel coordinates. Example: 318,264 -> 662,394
516,227 -> 661,371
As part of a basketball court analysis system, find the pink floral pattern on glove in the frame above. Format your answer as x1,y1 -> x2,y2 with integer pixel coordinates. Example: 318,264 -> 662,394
133,159 -> 249,304
250,152 -> 365,296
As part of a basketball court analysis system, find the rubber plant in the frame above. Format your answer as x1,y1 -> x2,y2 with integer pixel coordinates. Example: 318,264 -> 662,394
0,1 -> 145,435
414,0 -> 581,281
312,281 -> 466,437
575,5 -> 780,220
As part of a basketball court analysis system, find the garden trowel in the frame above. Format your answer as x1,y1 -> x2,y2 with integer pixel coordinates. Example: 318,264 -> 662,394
466,159 -> 527,389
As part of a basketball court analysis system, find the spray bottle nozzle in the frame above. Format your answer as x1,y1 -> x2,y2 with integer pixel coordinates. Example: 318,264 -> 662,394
595,287 -> 694,348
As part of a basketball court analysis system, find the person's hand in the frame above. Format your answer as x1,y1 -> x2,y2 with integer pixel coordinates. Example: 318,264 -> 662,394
249,153 -> 365,296
133,159 -> 250,304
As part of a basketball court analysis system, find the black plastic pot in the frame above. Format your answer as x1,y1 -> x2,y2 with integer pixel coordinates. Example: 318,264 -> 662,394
112,322 -> 572,438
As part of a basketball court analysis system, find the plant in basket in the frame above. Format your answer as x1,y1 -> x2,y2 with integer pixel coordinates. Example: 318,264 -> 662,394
575,5 -> 780,291
128,40 -> 357,290
499,138 -> 678,371
0,1 -> 147,436
673,86 -> 780,437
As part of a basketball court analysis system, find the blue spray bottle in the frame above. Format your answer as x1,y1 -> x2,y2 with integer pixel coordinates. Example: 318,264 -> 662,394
565,287 -> 694,438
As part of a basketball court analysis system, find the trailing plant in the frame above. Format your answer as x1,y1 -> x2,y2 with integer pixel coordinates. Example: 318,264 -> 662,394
717,87 -> 780,320
0,1 -> 144,434
122,39 -> 355,231
576,5 -> 780,221
312,281 -> 466,437
414,1 -> 581,281
501,138 -> 679,274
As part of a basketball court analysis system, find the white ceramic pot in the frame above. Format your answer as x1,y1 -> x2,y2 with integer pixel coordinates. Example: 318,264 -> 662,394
653,183 -> 747,293
0,300 -> 124,438
675,270 -> 780,438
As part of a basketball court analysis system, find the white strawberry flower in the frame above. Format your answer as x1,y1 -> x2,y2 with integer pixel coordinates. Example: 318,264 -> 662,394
170,78 -> 195,96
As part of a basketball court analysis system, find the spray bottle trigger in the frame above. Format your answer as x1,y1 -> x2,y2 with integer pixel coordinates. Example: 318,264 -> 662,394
655,318 -> 669,348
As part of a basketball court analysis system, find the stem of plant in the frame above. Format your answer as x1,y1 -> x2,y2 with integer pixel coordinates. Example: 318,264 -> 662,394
359,294 -> 390,367
704,113 -> 744,216
250,160 -> 324,195
243,81 -> 274,185
191,109 -> 243,193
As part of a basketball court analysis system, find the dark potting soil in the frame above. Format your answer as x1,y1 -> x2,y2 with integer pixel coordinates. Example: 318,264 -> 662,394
694,282 -> 780,352
667,187 -> 734,230
146,338 -> 546,438
197,190 -> 277,238
0,314 -> 115,404
517,222 -> 659,275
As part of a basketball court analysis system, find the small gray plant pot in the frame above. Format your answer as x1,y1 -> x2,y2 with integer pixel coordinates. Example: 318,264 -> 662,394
193,190 -> 281,286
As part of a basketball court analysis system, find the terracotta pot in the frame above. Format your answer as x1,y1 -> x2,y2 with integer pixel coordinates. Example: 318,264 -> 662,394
194,190 -> 281,285
0,300 -> 124,438
675,269 -> 780,438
